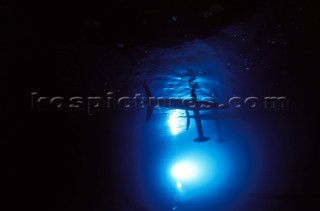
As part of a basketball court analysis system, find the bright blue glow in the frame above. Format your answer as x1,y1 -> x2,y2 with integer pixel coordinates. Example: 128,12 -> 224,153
133,38 -> 254,209
167,110 -> 186,135
176,182 -> 182,189
171,161 -> 199,181
167,150 -> 220,192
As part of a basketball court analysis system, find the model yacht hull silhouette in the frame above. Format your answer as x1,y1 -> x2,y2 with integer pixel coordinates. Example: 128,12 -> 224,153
143,82 -> 228,142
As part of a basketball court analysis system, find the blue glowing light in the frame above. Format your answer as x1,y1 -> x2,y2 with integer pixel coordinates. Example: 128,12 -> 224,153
167,151 -> 222,191
167,110 -> 186,135
171,161 -> 199,181
176,182 -> 182,189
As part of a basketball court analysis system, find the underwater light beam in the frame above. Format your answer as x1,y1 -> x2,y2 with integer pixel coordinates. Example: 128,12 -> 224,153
168,110 -> 185,135
171,161 -> 199,182
176,182 -> 182,189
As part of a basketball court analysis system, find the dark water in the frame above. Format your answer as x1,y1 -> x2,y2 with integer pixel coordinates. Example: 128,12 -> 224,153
1,1 -> 318,210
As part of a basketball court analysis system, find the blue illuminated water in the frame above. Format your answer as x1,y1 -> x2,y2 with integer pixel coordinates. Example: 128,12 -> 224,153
108,7 -> 297,207
113,33 -> 260,210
